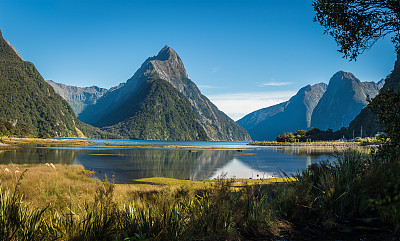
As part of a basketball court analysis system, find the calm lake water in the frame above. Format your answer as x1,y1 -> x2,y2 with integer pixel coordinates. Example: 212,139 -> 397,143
0,139 -> 343,184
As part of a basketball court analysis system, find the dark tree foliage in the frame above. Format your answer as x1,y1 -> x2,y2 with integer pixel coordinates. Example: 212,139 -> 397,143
368,89 -> 400,155
313,0 -> 400,60
0,120 -> 32,137
276,128 -> 346,142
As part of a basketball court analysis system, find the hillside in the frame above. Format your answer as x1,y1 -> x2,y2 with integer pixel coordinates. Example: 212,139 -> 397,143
79,46 -> 251,141
102,79 -> 208,140
237,83 -> 327,141
0,30 -> 82,137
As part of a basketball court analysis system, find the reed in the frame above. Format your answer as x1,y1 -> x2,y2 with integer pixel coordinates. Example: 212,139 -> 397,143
1,149 -> 399,240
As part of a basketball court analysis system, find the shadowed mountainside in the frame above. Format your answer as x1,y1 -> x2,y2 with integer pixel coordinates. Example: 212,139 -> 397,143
311,71 -> 383,131
237,83 -> 327,141
347,55 -> 400,137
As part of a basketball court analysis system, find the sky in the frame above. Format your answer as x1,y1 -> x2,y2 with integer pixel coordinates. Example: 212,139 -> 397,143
0,0 -> 397,120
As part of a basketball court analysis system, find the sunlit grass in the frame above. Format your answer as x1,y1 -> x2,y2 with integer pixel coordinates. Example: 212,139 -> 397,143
0,164 -> 285,240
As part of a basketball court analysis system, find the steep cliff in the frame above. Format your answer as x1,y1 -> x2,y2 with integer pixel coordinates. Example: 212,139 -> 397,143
311,71 -> 381,131
237,83 -> 327,141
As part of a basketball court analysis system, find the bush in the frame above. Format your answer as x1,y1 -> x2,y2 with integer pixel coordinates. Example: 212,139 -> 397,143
277,150 -> 371,227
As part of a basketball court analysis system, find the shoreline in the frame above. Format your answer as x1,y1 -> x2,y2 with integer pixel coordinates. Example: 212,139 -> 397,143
0,137 -> 254,150
248,141 -> 362,147
0,137 -> 373,151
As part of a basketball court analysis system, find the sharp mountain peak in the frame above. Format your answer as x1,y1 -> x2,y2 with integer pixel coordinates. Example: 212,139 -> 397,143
155,45 -> 178,61
333,70 -> 358,80
145,45 -> 188,82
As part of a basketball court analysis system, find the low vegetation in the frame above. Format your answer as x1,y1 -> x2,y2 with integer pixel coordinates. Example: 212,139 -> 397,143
0,141 -> 399,240
0,164 -> 289,240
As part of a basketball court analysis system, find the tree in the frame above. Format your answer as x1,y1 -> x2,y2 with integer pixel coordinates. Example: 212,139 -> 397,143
276,132 -> 296,142
313,0 -> 400,60
368,89 -> 400,155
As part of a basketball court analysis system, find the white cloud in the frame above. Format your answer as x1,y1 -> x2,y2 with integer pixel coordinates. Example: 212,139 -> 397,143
260,82 -> 291,86
207,91 -> 296,121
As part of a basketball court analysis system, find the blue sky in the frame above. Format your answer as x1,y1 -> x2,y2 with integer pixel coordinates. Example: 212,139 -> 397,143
0,0 -> 397,120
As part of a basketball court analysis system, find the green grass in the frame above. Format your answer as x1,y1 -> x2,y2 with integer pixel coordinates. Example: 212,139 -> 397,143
0,171 -> 282,240
1,149 -> 399,240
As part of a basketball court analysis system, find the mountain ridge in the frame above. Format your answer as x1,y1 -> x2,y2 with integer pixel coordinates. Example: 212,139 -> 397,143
347,55 -> 400,137
311,71 -> 382,131
0,30 -> 81,137
238,70 -> 383,141
79,46 -> 251,141
237,83 -> 327,141
45,80 -> 112,115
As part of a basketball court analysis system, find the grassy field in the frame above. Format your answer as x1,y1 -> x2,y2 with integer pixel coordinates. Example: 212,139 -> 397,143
0,163 -> 293,240
0,148 -> 398,240
0,163 -> 291,208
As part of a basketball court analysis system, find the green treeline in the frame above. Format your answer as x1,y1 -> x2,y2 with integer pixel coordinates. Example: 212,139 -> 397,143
276,128 -> 347,142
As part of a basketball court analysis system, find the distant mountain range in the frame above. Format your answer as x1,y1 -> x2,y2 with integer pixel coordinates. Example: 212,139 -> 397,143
238,71 -> 383,141
3,23 -> 390,141
52,46 -> 251,141
311,71 -> 383,131
347,55 -> 400,137
45,80 -> 110,115
237,83 -> 327,141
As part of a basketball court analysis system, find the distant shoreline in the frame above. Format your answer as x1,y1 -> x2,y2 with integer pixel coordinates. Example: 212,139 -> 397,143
0,137 -> 372,149
248,141 -> 362,147
0,137 -> 109,147
0,137 -> 250,150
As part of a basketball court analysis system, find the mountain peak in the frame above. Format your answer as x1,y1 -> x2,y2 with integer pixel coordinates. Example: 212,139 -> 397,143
145,45 -> 188,82
334,70 -> 357,80
155,45 -> 178,61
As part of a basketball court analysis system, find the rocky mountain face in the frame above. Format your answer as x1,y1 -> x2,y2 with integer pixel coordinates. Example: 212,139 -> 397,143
79,46 -> 251,141
347,55 -> 400,137
311,71 -> 382,131
45,80 -> 115,115
5,40 -> 23,60
0,30 -> 82,137
101,79 -> 208,141
237,83 -> 327,141
237,70 -> 384,141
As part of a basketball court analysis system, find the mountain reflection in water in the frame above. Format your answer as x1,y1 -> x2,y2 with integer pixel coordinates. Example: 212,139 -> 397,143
0,144 -> 349,183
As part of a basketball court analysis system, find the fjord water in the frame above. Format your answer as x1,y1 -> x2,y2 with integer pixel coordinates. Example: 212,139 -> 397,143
0,139 -> 337,183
